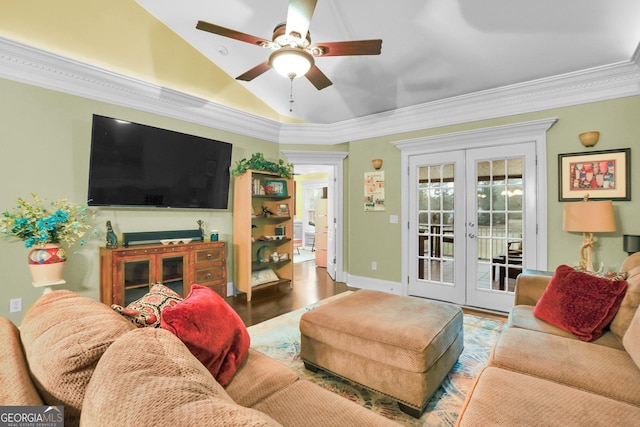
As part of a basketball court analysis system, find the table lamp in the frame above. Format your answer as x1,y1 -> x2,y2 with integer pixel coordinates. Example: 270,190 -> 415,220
563,197 -> 616,271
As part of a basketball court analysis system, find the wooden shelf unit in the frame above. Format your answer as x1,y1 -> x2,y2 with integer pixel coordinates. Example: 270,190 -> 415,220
100,241 -> 226,306
233,170 -> 294,301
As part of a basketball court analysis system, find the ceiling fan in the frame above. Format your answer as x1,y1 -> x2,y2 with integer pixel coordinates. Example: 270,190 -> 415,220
196,0 -> 382,90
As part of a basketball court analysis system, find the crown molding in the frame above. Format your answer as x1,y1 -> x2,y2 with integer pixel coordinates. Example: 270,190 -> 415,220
280,57 -> 640,145
0,37 -> 281,143
1,36 -> 639,146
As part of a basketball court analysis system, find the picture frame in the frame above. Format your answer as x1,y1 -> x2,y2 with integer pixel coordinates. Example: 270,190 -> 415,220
264,179 -> 287,196
558,148 -> 630,201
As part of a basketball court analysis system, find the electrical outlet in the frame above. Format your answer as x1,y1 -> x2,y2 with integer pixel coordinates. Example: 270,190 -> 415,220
371,261 -> 377,270
9,298 -> 22,313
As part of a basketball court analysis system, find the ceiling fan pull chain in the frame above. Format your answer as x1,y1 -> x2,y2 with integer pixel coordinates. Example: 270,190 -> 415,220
289,77 -> 295,112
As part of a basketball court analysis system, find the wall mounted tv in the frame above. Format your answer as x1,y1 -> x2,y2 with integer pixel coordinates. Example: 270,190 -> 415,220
88,115 -> 232,209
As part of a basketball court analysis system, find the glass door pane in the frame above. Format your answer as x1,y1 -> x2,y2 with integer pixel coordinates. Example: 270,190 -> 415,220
417,163 -> 455,284
475,158 -> 523,292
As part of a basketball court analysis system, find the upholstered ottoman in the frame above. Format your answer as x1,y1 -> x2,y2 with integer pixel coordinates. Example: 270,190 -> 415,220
300,290 -> 463,418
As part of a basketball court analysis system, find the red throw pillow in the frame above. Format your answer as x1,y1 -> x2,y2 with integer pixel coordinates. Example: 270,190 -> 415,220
160,285 -> 250,386
533,265 -> 628,341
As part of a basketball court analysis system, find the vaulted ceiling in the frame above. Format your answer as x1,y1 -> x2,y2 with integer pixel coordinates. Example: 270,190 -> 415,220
2,0 -> 640,128
137,0 -> 640,124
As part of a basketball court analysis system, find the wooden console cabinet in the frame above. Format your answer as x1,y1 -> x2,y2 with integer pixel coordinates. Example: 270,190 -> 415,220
233,169 -> 293,301
100,241 -> 226,306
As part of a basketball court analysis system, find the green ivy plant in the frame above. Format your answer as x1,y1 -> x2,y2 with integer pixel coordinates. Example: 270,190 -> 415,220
231,153 -> 293,178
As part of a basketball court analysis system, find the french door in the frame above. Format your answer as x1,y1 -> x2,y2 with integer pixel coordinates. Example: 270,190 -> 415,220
408,143 -> 537,312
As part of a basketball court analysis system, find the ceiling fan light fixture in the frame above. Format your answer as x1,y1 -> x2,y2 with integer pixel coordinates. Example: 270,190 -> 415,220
269,47 -> 314,79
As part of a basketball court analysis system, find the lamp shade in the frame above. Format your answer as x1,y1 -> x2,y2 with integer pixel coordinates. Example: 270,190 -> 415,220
563,200 -> 616,232
269,47 -> 313,79
623,235 -> 640,254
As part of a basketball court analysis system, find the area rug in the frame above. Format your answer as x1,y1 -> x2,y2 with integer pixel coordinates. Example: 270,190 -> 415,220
293,248 -> 315,263
247,292 -> 505,426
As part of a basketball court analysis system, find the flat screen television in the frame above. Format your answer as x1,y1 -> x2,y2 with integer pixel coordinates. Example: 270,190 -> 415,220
88,115 -> 232,209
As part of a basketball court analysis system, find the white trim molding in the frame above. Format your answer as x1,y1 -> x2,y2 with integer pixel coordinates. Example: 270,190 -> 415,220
1,36 -> 638,145
0,37 -> 282,143
346,274 -> 402,295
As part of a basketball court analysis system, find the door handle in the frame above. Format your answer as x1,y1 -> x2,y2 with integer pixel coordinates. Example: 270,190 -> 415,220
468,233 -> 476,238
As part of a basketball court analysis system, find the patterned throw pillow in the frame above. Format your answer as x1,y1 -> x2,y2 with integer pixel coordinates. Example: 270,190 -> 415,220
573,267 -> 628,281
112,283 -> 183,328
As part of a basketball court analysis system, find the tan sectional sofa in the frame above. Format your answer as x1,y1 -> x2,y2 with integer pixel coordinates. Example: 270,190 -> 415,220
456,252 -> 640,426
0,290 -> 400,427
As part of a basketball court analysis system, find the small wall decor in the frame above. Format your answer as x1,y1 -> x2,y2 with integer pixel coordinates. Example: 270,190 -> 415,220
364,171 -> 385,211
578,131 -> 600,147
558,148 -> 630,201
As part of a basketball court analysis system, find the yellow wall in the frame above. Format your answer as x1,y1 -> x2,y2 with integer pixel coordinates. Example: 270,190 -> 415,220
1,0 -> 286,122
293,173 -> 329,220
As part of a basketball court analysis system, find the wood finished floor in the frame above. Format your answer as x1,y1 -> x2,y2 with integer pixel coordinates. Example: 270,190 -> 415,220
225,260 -> 506,327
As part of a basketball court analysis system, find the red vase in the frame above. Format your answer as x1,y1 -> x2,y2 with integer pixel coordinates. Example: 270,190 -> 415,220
27,244 -> 67,287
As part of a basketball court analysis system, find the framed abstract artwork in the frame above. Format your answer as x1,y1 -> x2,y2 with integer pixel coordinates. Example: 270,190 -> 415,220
558,148 -> 630,201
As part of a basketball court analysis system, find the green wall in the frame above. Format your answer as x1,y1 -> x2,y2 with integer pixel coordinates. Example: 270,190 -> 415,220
0,77 -> 280,324
1,74 -> 639,324
342,96 -> 640,282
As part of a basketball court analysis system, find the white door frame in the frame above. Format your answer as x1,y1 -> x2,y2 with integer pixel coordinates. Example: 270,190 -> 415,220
394,118 -> 557,298
281,150 -> 348,282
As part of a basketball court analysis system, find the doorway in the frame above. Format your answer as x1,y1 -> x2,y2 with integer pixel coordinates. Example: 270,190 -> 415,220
407,143 -> 536,312
282,151 -> 348,282
396,119 -> 556,312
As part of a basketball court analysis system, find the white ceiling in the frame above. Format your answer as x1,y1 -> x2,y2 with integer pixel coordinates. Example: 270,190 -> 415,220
136,0 -> 640,125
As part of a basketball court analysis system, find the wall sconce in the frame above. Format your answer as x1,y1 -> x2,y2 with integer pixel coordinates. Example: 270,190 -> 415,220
371,159 -> 383,170
563,196 -> 616,271
623,235 -> 640,255
578,131 -> 600,147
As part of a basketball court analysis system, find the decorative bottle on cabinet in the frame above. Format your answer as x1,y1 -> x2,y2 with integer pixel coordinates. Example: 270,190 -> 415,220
233,170 -> 294,301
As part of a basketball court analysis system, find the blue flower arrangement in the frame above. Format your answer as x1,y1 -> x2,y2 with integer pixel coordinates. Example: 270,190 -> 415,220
1,193 -> 94,248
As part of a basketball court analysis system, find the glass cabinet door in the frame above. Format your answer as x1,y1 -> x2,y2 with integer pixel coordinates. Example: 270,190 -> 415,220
158,254 -> 186,297
122,258 -> 151,306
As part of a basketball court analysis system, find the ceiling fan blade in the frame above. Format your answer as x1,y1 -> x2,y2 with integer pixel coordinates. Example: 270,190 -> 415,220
236,61 -> 272,81
313,39 -> 382,57
306,65 -> 332,90
196,20 -> 270,47
286,0 -> 318,39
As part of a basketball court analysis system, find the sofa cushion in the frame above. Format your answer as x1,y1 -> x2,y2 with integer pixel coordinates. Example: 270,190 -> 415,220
111,283 -> 182,328
82,328 -> 281,427
161,284 -> 250,386
253,379 -> 400,427
533,265 -> 627,341
489,327 -> 640,406
457,367 -> 640,427
0,316 -> 43,405
20,290 -> 136,426
611,252 -> 640,341
225,349 -> 299,408
623,305 -> 640,369
508,305 -> 624,350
